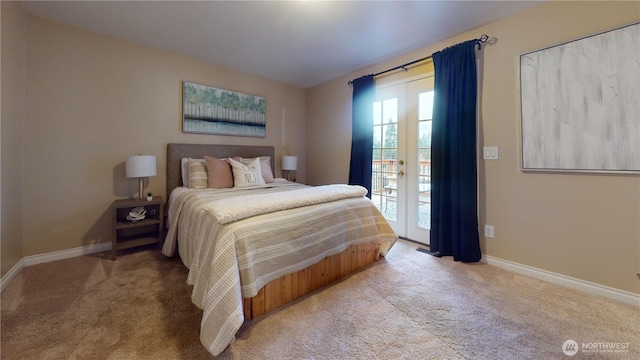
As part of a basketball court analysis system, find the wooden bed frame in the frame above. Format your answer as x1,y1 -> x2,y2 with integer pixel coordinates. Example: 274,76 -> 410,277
243,242 -> 379,320
166,143 -> 381,321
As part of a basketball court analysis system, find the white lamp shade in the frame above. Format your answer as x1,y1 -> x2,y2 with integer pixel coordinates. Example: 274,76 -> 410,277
126,155 -> 157,178
282,156 -> 297,171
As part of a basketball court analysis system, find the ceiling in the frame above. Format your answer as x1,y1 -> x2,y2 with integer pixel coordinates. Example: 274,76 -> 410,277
20,1 -> 543,89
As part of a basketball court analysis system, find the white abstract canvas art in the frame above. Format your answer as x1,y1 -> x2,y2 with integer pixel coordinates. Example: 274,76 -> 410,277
520,23 -> 639,173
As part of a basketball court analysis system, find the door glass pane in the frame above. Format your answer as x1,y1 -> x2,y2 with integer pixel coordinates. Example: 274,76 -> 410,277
372,98 -> 398,221
417,91 -> 433,229
419,91 -> 434,119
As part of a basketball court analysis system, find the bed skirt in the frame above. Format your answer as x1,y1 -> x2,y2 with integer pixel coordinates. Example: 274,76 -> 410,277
243,242 -> 380,320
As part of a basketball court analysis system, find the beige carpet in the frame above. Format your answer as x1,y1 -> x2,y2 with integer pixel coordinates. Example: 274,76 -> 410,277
2,240 -> 638,359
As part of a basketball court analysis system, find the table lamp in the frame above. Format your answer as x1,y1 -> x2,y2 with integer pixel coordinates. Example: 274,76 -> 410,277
282,155 -> 297,182
126,154 -> 157,200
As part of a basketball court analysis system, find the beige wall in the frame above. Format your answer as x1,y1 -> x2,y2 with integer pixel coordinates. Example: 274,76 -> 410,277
2,1 -> 638,296
306,1 -> 640,294
13,14 -> 306,258
1,1 -> 26,276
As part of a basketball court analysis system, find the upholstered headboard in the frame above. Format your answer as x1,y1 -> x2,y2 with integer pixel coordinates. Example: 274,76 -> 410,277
166,143 -> 275,197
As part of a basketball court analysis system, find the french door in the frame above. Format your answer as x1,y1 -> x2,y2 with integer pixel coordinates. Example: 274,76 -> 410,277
371,77 -> 433,244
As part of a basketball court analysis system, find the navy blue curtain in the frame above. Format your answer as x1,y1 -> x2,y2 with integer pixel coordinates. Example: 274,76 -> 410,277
429,40 -> 482,262
348,75 -> 375,198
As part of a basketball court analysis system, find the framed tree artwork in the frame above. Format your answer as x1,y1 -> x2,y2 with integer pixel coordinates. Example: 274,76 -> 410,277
182,81 -> 266,137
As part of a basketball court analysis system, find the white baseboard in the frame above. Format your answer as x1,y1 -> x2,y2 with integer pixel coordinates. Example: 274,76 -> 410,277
1,258 -> 25,293
23,242 -> 111,266
483,255 -> 640,307
1,242 -> 111,293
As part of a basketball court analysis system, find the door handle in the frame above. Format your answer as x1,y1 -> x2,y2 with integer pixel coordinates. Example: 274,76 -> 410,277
398,170 -> 405,176
399,160 -> 405,165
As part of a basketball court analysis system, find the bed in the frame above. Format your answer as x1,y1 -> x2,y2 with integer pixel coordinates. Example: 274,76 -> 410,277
161,143 -> 398,356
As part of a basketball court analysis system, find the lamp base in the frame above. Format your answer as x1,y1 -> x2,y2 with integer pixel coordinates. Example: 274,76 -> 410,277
283,170 -> 296,182
137,178 -> 144,200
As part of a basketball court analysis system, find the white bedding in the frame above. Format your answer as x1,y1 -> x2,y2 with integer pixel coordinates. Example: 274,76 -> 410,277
162,181 -> 397,356
202,183 -> 368,224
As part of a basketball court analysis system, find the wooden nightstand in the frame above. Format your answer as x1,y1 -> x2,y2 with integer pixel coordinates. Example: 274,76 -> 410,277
111,196 -> 164,260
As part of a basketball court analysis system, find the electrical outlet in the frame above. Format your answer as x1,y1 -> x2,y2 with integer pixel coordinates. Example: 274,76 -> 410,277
484,225 -> 494,238
483,146 -> 499,160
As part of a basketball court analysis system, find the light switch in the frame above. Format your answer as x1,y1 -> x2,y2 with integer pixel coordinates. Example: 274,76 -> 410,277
483,146 -> 499,160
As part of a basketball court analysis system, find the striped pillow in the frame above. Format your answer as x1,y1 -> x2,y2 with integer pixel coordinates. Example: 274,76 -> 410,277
188,158 -> 208,189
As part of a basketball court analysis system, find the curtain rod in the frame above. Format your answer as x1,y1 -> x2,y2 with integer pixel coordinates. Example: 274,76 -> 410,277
348,34 -> 490,86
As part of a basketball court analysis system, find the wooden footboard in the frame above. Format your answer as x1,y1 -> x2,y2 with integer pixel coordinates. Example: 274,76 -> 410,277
243,242 -> 380,320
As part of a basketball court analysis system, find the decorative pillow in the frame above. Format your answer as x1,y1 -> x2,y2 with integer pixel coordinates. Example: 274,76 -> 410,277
204,155 -> 233,189
188,158 -> 208,189
232,156 -> 274,183
228,157 -> 266,187
180,158 -> 191,186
